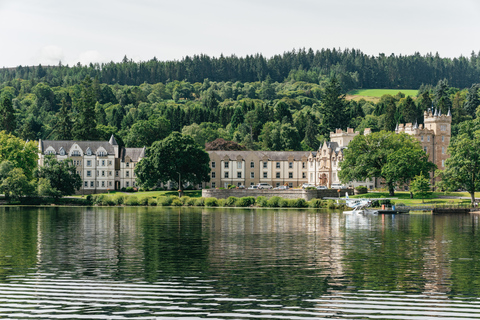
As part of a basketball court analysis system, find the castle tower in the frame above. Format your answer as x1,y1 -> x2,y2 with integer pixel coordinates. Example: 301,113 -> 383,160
423,108 -> 452,173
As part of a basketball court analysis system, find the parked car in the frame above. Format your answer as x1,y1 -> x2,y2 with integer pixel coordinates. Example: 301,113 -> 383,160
316,185 -> 327,190
237,185 -> 245,189
274,185 -> 289,190
247,185 -> 258,190
302,183 -> 315,189
257,183 -> 273,189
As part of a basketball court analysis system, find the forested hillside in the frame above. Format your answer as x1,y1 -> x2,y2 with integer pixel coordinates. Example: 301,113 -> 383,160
0,48 -> 479,151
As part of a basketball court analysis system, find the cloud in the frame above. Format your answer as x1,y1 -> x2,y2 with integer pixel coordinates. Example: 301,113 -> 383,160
36,45 -> 65,66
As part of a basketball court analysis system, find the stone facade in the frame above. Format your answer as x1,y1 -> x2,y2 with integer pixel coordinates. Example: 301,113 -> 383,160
395,108 -> 452,183
38,135 -> 145,194
202,188 -> 349,201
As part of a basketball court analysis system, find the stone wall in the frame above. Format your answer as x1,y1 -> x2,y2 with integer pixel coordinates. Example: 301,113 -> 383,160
202,188 -> 350,201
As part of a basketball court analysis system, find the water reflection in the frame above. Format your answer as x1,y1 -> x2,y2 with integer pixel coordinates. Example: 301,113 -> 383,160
0,207 -> 479,319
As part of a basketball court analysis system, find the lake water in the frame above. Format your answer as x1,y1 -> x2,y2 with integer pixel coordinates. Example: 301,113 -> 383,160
0,207 -> 480,319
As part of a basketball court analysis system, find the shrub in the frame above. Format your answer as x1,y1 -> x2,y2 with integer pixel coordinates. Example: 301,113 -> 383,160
125,187 -> 135,192
293,198 -> 307,208
181,196 -> 191,205
104,197 -> 115,206
256,196 -> 268,207
327,200 -> 337,209
227,184 -> 236,189
121,187 -> 126,192
148,198 -> 157,206
86,194 -> 93,203
279,198 -> 289,207
217,199 -> 226,207
241,197 -> 255,207
158,197 -> 173,206
125,196 -> 139,206
194,197 -> 205,206
171,198 -> 183,206
309,199 -> 323,208
138,196 -> 150,206
205,197 -> 218,207
94,194 -> 106,205
113,194 -> 125,205
226,196 -> 237,206
267,196 -> 281,207
186,198 -> 196,206
355,186 -> 368,192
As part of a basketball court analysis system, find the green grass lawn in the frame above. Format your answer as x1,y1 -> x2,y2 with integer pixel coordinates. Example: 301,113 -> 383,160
74,190 -> 202,199
347,89 -> 418,97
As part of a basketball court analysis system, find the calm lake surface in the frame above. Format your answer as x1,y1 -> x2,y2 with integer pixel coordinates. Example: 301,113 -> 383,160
0,207 -> 480,319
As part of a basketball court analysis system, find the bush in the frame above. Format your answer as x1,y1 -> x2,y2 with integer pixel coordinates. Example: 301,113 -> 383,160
171,198 -> 183,206
194,197 -> 205,206
181,196 -> 191,205
217,199 -> 226,207
125,187 -> 135,192
293,198 -> 307,208
125,196 -> 139,206
309,199 -> 324,208
104,197 -> 115,206
235,197 -> 255,207
148,198 -> 157,206
113,194 -> 125,205
138,196 -> 150,206
267,196 -> 281,207
94,194 -> 106,205
355,186 -> 368,192
327,200 -> 337,209
186,198 -> 197,206
256,196 -> 268,207
279,198 -> 289,207
205,197 -> 218,207
227,184 -> 236,189
121,187 -> 126,192
158,197 -> 173,206
226,196 -> 237,206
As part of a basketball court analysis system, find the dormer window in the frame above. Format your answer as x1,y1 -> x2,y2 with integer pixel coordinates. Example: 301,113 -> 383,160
86,148 -> 92,156
72,150 -> 80,156
59,147 -> 65,156
45,150 -> 55,155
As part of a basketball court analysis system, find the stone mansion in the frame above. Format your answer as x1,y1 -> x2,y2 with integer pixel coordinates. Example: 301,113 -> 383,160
37,109 -> 450,193
38,135 -> 144,194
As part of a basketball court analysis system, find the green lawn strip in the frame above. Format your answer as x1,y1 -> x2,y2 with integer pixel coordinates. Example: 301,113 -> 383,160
73,190 -> 202,199
349,191 -> 472,206
348,89 -> 418,97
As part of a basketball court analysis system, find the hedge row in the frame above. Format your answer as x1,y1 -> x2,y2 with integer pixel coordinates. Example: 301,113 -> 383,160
87,194 -> 346,209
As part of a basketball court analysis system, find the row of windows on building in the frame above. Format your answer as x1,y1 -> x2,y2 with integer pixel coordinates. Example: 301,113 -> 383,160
212,161 -> 310,169
47,148 -> 109,157
212,171 -> 308,179
71,160 -> 114,167
77,170 -> 135,177
83,180 -> 136,188
420,135 -> 446,142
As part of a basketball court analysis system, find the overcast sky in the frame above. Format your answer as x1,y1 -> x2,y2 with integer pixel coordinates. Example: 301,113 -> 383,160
0,0 -> 479,68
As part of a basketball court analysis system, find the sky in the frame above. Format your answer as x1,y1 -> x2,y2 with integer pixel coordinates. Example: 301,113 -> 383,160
0,0 -> 479,68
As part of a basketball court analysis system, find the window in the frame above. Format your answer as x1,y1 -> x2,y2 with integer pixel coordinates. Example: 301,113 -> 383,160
442,160 -> 445,167
90,181 -> 94,187
84,181 -> 88,187
288,172 -> 293,179
302,172 -> 306,179
102,171 -> 105,177
109,181 -> 112,186
424,146 -> 428,153
237,172 -> 242,178
109,171 -> 112,176
86,148 -> 91,156
87,160 -> 91,166
238,182 -> 242,187
237,162 -> 242,169
133,181 -> 135,187
250,161 -> 254,168
421,135 -> 424,142
276,172 -> 280,178
212,182 -> 216,188
250,172 -> 254,178
102,181 -> 105,187
276,183 -> 280,187
302,162 -> 306,169
72,150 -> 80,156
442,136 -> 445,142
126,171 -> 129,177
126,182 -> 129,187
224,162 -> 229,168
126,162 -> 129,167
59,147 -> 65,156
442,147 -> 445,154
116,171 -> 119,177
87,171 -> 91,177
212,172 -> 216,178
288,183 -> 293,188
289,162 -> 293,169
101,160 -> 105,166
109,161 -> 112,165
224,172 -> 229,178
427,136 -> 430,142
276,162 -> 280,169
263,162 -> 267,169
212,161 -> 216,168
263,172 -> 268,178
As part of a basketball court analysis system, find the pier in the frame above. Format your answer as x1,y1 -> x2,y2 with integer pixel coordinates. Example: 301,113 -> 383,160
395,204 -> 472,214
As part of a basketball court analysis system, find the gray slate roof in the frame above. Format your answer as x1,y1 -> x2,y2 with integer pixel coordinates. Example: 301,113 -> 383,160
207,150 -> 310,161
40,140 -> 116,155
121,147 -> 145,162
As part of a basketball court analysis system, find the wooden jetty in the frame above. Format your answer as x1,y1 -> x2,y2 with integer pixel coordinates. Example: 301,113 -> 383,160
395,204 -> 472,214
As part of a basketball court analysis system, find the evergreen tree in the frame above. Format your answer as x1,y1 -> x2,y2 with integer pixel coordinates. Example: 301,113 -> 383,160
434,79 -> 452,114
56,99 -> 73,140
0,96 -> 16,133
464,84 -> 480,118
73,76 -> 98,140
230,107 -> 244,129
319,77 -> 346,136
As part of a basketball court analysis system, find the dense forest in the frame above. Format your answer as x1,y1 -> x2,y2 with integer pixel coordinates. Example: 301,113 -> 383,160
0,48 -> 479,152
